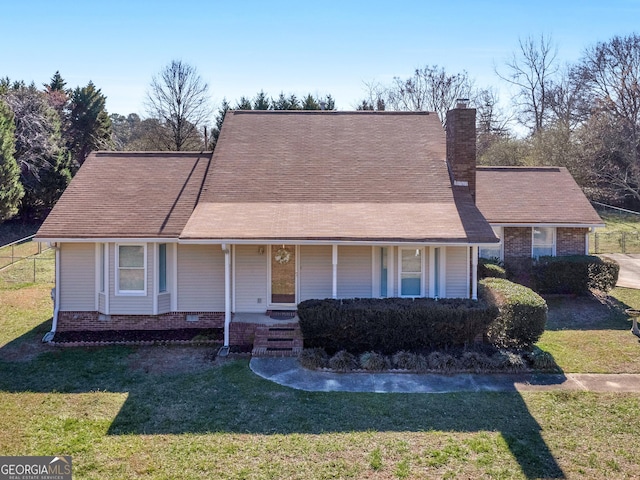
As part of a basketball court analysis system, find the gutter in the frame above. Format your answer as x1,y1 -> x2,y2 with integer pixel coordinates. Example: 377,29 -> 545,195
42,243 -> 60,343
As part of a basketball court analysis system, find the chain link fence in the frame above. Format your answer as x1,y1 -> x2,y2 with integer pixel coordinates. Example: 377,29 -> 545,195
590,201 -> 640,254
0,236 -> 54,285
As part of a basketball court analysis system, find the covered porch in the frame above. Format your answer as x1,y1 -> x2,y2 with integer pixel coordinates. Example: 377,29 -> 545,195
210,242 -> 483,350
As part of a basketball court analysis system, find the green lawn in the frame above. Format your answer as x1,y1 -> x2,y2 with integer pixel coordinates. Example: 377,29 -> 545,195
537,288 -> 640,373
2,284 -> 640,478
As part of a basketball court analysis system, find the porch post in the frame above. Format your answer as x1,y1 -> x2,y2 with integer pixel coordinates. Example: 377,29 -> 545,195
471,245 -> 478,300
332,244 -> 338,299
222,244 -> 231,347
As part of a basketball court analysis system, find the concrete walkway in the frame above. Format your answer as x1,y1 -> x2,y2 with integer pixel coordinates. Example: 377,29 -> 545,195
250,357 -> 640,393
602,253 -> 640,289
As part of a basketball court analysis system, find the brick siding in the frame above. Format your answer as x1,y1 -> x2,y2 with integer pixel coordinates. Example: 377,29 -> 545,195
446,106 -> 477,199
57,311 -> 224,331
556,227 -> 588,256
503,227 -> 532,259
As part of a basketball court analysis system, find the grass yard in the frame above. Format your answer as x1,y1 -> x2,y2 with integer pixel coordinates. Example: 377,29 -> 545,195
2,284 -> 640,478
537,288 -> 640,373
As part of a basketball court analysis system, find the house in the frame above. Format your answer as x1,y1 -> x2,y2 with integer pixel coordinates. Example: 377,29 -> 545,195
35,105 -> 603,348
476,166 -> 604,267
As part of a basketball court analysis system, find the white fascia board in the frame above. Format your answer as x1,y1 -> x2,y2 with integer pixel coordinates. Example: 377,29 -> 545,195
34,237 -> 180,243
488,223 -> 606,229
177,238 -> 496,247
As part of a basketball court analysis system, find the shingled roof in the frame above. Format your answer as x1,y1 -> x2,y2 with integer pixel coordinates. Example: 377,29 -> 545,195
180,110 -> 497,243
476,166 -> 604,226
36,151 -> 212,239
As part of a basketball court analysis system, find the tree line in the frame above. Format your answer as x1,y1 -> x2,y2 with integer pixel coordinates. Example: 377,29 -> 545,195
2,32 -> 640,223
0,72 -> 111,221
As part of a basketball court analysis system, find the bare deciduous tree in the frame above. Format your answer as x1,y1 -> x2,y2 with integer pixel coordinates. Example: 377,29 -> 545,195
357,66 -> 473,124
498,34 -> 558,134
573,34 -> 640,202
145,60 -> 212,151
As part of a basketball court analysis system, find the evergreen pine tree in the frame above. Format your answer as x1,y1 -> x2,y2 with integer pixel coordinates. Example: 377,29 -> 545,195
67,81 -> 113,166
0,100 -> 24,221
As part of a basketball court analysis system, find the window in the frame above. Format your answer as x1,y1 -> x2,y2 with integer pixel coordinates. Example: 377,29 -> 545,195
532,227 -> 555,259
479,226 -> 503,261
99,243 -> 106,293
159,244 -> 167,293
400,248 -> 423,296
116,244 -> 146,294
380,247 -> 388,297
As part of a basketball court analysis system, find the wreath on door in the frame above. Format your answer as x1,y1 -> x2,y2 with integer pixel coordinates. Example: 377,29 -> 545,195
275,247 -> 291,264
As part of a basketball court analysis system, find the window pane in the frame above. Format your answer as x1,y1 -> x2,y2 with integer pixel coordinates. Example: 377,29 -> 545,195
119,269 -> 144,291
380,247 -> 388,297
401,249 -> 421,273
119,245 -> 144,267
159,244 -> 167,292
533,247 -> 553,259
480,246 -> 501,260
533,227 -> 553,246
99,244 -> 105,293
401,274 -> 421,296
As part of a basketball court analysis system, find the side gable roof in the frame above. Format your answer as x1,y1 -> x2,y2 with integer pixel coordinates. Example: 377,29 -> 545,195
36,151 -> 212,239
181,110 -> 497,243
476,166 -> 604,226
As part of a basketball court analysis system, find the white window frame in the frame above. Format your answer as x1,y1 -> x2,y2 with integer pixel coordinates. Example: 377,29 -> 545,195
532,227 -> 556,259
115,243 -> 147,296
398,247 -> 425,297
479,226 -> 503,261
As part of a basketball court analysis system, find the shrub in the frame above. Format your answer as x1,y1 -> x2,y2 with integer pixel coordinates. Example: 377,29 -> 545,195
532,255 -> 619,294
460,350 -> 494,372
359,351 -> 389,371
480,278 -> 548,350
392,351 -> 429,371
427,351 -> 459,372
299,348 -> 329,370
478,258 -> 507,279
298,297 -> 498,354
526,348 -> 558,371
492,350 -> 527,372
328,350 -> 358,372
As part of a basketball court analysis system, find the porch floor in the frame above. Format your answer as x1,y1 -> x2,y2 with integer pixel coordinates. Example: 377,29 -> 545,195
232,312 -> 299,326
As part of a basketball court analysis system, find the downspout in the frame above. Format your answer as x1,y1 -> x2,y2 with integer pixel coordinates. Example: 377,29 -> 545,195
222,243 -> 231,348
42,243 -> 60,343
471,245 -> 478,300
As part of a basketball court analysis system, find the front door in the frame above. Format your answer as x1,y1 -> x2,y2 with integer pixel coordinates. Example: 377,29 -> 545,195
270,245 -> 296,306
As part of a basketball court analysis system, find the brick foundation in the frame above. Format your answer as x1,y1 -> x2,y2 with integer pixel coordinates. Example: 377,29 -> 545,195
57,311 -> 224,331
229,322 -> 258,346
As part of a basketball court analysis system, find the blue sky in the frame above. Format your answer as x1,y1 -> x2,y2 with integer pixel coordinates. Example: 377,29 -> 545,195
2,0 -> 640,117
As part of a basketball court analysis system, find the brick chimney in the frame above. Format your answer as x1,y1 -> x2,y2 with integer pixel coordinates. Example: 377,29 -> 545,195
446,100 -> 477,201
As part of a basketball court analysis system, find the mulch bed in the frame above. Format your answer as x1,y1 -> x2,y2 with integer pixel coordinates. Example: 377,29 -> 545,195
53,328 -> 223,344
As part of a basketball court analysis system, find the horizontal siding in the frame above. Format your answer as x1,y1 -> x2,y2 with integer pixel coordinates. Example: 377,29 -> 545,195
235,245 -> 268,312
60,243 -> 95,311
338,246 -> 372,298
98,293 -> 106,313
446,246 -> 468,298
158,293 -> 171,313
299,245 -> 332,301
178,244 -> 224,311
109,242 -> 154,315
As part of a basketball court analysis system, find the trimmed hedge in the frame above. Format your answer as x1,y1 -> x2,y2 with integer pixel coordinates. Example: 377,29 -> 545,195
532,255 -> 619,294
297,297 -> 498,354
478,258 -> 507,279
480,278 -> 548,350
